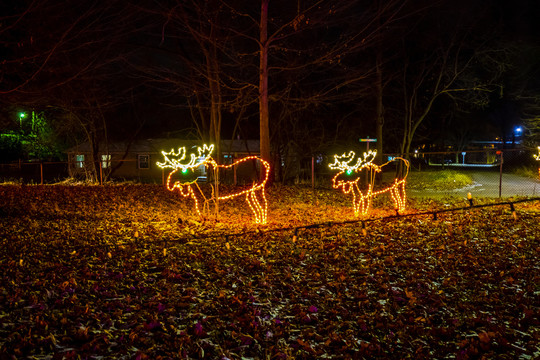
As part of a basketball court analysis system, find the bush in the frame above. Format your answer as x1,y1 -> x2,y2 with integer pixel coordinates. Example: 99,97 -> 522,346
513,165 -> 539,179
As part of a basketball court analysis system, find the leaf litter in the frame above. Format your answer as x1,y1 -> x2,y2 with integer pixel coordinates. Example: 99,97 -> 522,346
0,184 -> 538,359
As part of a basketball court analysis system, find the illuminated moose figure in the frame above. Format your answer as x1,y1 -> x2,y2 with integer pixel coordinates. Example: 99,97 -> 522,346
329,150 -> 409,216
157,144 -> 270,224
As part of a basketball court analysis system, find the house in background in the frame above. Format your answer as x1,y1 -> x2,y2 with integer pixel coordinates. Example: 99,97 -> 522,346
66,138 -> 261,183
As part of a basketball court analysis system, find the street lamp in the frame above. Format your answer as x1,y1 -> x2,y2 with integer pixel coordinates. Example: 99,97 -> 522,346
19,112 -> 26,129
512,126 -> 522,147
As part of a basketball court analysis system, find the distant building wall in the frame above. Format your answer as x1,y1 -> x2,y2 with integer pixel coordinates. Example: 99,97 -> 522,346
66,139 -> 261,183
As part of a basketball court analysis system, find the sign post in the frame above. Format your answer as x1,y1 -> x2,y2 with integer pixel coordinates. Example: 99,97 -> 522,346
359,137 -> 377,151
359,137 -> 378,184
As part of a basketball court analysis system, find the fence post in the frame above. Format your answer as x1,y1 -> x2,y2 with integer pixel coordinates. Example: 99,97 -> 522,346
99,161 -> 103,185
40,162 -> 43,185
499,151 -> 503,198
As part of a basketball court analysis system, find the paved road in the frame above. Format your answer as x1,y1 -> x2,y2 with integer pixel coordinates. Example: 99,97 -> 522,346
409,171 -> 540,199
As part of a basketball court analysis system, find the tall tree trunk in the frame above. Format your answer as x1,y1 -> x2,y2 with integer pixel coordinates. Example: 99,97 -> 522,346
259,0 -> 271,181
375,52 -> 384,159
375,0 -> 384,167
375,51 -> 384,184
203,40 -> 222,160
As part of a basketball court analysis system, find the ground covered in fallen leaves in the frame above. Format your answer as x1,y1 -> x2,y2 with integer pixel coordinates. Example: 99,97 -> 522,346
0,185 -> 539,359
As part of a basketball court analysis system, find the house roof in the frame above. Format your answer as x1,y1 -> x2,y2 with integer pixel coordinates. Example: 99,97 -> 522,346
66,138 -> 260,155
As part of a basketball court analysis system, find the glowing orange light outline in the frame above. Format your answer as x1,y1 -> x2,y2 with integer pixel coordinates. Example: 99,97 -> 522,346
158,144 -> 270,224
329,150 -> 409,216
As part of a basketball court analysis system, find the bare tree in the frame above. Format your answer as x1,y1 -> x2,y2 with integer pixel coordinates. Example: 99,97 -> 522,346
375,1 -> 508,158
503,44 -> 540,146
128,0 -> 260,159
137,0 -> 411,180
2,0 -> 148,180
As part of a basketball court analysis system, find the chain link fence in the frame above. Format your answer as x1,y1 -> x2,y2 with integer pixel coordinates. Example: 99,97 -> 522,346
1,149 -> 539,198
0,159 -> 157,185
405,149 -> 540,198
278,148 -> 540,199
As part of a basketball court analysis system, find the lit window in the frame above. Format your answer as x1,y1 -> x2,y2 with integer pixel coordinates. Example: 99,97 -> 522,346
138,154 -> 149,169
75,154 -> 84,168
101,154 -> 111,169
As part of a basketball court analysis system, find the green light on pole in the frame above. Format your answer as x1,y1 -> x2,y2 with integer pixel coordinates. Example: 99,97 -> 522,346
19,112 -> 26,129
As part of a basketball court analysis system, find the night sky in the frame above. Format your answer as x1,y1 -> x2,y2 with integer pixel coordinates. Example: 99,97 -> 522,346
1,0 -> 540,153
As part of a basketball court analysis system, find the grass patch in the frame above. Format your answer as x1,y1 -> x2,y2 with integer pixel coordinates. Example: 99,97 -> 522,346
407,170 -> 474,190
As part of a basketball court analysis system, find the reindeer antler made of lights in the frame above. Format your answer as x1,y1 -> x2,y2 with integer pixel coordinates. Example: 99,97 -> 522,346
157,144 -> 215,171
156,147 -> 188,169
329,150 -> 378,172
533,146 -> 540,161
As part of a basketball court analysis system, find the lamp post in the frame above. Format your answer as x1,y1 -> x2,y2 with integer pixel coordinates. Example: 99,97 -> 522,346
512,126 -> 522,148
19,112 -> 26,130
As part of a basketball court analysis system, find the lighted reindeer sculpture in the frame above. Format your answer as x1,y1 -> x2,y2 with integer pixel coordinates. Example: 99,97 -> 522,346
157,144 -> 270,224
329,150 -> 409,216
